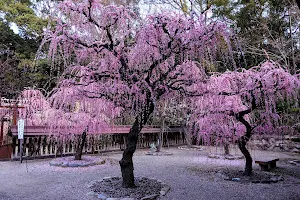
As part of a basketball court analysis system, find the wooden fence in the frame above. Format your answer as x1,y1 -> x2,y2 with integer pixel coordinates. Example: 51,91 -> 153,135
6,125 -> 184,160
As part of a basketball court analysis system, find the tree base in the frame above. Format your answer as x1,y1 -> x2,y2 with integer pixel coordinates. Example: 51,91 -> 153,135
88,176 -> 171,199
120,159 -> 136,188
242,170 -> 252,176
74,155 -> 82,160
238,136 -> 253,176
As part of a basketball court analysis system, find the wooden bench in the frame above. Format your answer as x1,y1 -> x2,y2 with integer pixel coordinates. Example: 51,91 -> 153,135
255,159 -> 279,171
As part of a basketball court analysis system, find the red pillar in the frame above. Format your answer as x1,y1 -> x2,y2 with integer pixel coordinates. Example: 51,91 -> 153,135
13,106 -> 18,126
0,119 -> 3,144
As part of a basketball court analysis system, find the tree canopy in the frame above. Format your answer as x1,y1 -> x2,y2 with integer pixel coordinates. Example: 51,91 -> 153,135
44,0 -> 234,187
188,61 -> 299,174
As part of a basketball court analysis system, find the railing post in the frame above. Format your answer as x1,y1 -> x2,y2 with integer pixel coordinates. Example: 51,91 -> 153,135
25,138 -> 29,157
62,136 -> 64,156
40,139 -> 43,156
54,140 -> 57,156
71,135 -> 75,153
49,137 -> 53,155
44,137 -> 48,155
15,139 -> 19,158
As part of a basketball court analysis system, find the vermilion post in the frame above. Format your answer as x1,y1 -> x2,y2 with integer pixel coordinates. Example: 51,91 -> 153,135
0,120 -> 4,144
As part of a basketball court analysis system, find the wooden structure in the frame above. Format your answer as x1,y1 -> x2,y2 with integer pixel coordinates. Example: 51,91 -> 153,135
0,98 -> 185,160
255,159 -> 279,171
0,98 -> 25,159
0,125 -> 184,160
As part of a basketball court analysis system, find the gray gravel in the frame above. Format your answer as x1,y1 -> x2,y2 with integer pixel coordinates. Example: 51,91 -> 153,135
90,177 -> 165,199
0,147 -> 300,200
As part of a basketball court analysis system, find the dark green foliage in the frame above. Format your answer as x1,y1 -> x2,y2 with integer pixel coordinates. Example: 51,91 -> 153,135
0,1 -> 57,98
211,0 -> 300,71
291,137 -> 300,142
0,0 -> 48,38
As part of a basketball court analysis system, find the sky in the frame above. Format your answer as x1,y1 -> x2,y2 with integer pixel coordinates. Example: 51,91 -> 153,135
139,0 -> 174,18
8,0 -> 175,35
8,0 -> 213,35
10,22 -> 19,34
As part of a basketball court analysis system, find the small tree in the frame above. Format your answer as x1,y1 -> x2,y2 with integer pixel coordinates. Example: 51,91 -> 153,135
189,93 -> 246,153
190,61 -> 299,175
44,0 -> 233,187
19,89 -> 119,160
153,97 -> 186,152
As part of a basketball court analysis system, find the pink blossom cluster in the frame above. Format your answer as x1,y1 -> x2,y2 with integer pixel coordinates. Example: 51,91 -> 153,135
43,0 -> 233,116
35,1 -> 299,142
17,89 -> 120,135
190,61 -> 299,144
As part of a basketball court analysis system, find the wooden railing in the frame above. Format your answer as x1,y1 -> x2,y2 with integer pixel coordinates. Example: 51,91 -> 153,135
8,126 -> 184,160
10,125 -> 183,136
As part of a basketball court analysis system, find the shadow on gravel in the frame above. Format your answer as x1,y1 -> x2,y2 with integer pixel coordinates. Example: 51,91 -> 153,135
88,177 -> 171,199
186,165 -> 300,185
0,192 -> 13,200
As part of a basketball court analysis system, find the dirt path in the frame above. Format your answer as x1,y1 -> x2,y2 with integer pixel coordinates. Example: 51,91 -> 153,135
0,147 -> 300,200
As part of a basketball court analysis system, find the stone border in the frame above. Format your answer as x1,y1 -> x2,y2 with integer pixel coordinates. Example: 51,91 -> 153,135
145,151 -> 173,156
87,176 -> 171,200
214,170 -> 284,184
49,156 -> 105,167
208,154 -> 244,160
288,160 -> 300,166
178,145 -> 205,151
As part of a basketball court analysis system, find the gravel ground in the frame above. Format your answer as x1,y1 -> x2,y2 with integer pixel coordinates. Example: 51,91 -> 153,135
0,147 -> 300,200
90,176 -> 166,199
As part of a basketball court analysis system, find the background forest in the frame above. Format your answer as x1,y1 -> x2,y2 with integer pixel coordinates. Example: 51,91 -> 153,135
1,0 -> 299,99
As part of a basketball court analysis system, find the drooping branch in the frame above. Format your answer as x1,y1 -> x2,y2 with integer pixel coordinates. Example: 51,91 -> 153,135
45,1 -> 246,187
234,94 -> 256,139
296,0 -> 300,9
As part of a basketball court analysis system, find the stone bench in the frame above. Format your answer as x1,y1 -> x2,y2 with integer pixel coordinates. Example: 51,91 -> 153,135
255,159 -> 279,171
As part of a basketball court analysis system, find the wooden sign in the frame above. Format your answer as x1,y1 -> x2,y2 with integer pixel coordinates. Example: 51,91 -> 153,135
17,119 -> 24,139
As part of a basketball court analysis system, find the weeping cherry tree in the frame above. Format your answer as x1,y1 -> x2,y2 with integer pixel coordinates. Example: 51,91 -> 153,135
190,61 -> 299,175
44,0 -> 234,187
18,89 -> 119,160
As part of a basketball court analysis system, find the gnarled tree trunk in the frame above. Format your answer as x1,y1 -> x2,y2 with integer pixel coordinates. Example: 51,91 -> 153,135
235,96 -> 256,176
296,0 -> 300,9
182,113 -> 192,147
75,130 -> 87,160
224,142 -> 230,155
157,117 -> 165,152
119,99 -> 154,188
183,126 -> 192,147
238,135 -> 252,175
236,117 -> 253,176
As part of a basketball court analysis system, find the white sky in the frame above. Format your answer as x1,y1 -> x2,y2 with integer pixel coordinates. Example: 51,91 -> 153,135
9,0 -> 175,34
11,22 -> 19,34
139,0 -> 175,18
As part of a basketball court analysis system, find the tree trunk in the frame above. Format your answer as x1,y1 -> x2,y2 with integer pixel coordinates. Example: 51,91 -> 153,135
238,136 -> 252,175
224,142 -> 230,155
119,100 -> 154,188
157,118 -> 165,152
75,130 -> 87,160
237,123 -> 253,176
235,96 -> 256,176
183,126 -> 192,147
56,137 -> 63,158
296,0 -> 300,10
181,114 -> 192,147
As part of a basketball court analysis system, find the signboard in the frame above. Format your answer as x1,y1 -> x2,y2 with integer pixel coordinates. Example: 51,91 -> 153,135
17,119 -> 25,139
